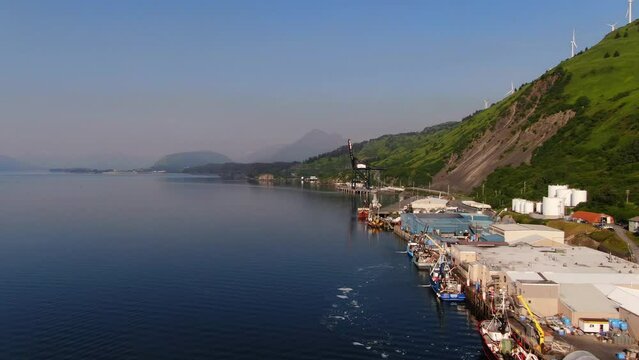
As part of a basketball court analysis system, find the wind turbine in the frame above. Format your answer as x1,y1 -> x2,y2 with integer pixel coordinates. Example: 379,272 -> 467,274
627,0 -> 634,24
505,82 -> 515,96
570,29 -> 578,58
607,23 -> 617,31
483,99 -> 490,109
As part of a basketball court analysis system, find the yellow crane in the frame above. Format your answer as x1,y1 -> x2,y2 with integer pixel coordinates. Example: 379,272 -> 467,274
422,233 -> 445,253
517,294 -> 545,352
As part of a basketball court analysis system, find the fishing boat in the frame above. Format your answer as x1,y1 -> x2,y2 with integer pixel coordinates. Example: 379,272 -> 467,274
413,249 -> 438,270
429,253 -> 466,301
406,242 -> 418,258
367,216 -> 385,229
357,208 -> 369,221
479,294 -> 539,360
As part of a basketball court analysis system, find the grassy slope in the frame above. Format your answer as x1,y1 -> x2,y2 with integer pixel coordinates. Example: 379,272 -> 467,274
546,220 -> 630,257
297,88 -> 526,184
482,22 -> 639,221
299,22 -> 639,221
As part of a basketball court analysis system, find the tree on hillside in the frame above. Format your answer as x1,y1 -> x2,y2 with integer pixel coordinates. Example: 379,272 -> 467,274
613,50 -> 620,57
604,52 -> 610,58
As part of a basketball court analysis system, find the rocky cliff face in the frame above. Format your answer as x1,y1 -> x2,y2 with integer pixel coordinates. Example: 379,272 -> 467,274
431,74 -> 576,191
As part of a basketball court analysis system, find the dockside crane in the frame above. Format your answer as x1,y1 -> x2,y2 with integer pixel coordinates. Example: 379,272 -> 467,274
347,139 -> 382,190
516,294 -> 545,354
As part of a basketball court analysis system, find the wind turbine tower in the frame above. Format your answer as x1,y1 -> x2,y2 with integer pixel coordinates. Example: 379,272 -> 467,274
607,23 -> 617,31
628,0 -> 634,24
484,99 -> 489,109
505,82 -> 515,96
570,29 -> 578,58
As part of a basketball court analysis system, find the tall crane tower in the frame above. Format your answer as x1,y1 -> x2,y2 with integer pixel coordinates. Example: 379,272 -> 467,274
347,139 -> 382,190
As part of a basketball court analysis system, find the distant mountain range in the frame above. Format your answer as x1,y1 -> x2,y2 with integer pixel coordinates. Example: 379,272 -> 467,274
0,155 -> 36,171
22,153 -> 154,170
151,151 -> 231,171
243,129 -> 345,163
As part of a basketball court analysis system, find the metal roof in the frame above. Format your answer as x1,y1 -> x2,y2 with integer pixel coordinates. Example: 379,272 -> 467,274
559,284 -> 618,314
491,223 -> 562,232
506,271 -> 545,281
401,213 -> 493,235
454,243 -> 639,276
563,351 -> 598,360
607,286 -> 639,316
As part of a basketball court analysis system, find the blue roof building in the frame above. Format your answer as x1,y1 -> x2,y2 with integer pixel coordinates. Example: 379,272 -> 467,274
401,213 -> 493,236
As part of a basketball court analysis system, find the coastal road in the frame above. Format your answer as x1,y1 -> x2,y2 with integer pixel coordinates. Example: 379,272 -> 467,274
612,224 -> 638,263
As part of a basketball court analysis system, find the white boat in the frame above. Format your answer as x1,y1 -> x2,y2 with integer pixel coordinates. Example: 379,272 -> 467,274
479,293 -> 538,360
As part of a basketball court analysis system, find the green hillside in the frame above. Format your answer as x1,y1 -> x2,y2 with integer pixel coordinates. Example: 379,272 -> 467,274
482,21 -> 639,221
299,21 -> 639,221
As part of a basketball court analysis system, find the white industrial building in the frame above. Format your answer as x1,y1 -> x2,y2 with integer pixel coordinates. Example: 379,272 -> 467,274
630,216 -> 639,233
451,243 -> 639,340
489,223 -> 565,245
461,200 -> 492,210
410,197 -> 448,213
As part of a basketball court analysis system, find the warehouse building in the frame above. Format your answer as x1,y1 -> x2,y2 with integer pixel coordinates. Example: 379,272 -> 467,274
400,213 -> 493,236
488,223 -> 565,245
451,243 -> 639,340
570,211 -> 615,225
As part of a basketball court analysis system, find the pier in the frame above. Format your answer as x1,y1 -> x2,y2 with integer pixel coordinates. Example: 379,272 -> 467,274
335,185 -> 375,195
389,213 -> 639,359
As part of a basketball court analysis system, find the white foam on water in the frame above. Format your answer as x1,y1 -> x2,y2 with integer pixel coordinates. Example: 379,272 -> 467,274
352,342 -> 365,347
338,287 -> 353,293
381,353 -> 389,359
336,295 -> 348,299
417,284 -> 431,287
395,251 -> 407,254
357,264 -> 394,272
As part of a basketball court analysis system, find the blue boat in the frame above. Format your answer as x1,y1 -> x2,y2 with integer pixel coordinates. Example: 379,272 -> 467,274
406,242 -> 418,258
429,253 -> 466,302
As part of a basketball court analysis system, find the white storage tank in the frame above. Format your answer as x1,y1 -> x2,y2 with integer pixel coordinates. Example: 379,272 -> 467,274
543,197 -> 564,217
524,201 -> 535,214
511,198 -> 520,212
514,199 -> 523,213
548,184 -> 568,198
571,189 -> 587,206
517,200 -> 525,214
535,202 -> 543,213
557,188 -> 573,206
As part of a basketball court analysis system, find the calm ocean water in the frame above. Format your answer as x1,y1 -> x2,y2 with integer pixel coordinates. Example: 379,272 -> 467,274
0,173 -> 482,359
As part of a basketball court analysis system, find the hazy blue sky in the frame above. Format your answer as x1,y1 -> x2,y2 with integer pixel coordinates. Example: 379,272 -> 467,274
0,0 -> 630,166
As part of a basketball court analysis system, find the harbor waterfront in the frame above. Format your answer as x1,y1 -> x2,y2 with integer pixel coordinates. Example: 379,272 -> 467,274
385,193 -> 639,360
0,172 -> 482,359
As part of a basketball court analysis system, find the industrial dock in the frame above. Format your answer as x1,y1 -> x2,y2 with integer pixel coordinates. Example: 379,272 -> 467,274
350,184 -> 639,360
